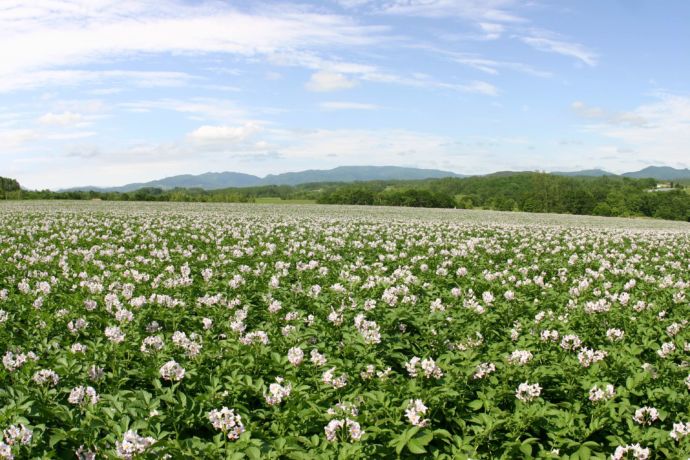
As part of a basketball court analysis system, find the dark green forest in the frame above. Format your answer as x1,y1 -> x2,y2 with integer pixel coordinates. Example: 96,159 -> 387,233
3,173 -> 690,221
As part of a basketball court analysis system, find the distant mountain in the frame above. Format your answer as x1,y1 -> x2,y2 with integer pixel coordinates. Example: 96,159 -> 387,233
552,169 -> 616,177
58,165 -> 690,193
262,166 -> 463,186
62,166 -> 463,192
622,166 -> 690,180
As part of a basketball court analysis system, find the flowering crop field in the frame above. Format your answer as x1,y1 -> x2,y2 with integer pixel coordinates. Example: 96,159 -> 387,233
0,201 -> 689,459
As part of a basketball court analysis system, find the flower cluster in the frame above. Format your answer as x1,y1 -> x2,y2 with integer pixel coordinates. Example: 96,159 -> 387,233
588,384 -> 615,403
353,314 -> 381,345
473,362 -> 496,379
32,369 -> 59,386
632,407 -> 659,426
405,357 -> 443,379
265,377 -> 292,405
669,421 -> 690,441
208,407 -> 245,440
68,386 -> 99,406
610,444 -> 650,460
322,367 -> 348,389
405,399 -> 430,427
2,351 -> 38,372
507,350 -> 533,365
159,360 -> 185,381
115,430 -> 156,459
324,418 -> 363,443
577,348 -> 607,367
515,382 -> 542,403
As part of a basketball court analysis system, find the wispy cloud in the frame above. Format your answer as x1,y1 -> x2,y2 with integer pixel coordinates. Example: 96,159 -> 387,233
188,122 -> 262,144
320,101 -> 380,110
306,71 -> 358,92
0,70 -> 196,93
520,31 -> 597,66
37,111 -> 84,126
572,101 -> 647,126
119,98 -> 247,122
0,1 -> 388,86
574,93 -> 690,168
341,0 -> 524,23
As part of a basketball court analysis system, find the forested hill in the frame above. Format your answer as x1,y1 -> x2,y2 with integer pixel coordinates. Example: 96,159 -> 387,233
9,173 -> 690,221
316,174 -> 690,220
0,176 -> 21,198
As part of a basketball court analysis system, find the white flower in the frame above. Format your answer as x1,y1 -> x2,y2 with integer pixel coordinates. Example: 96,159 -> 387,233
633,406 -> 659,425
589,384 -> 615,403
287,347 -> 304,366
310,349 -> 327,366
68,386 -> 99,405
540,330 -> 559,342
406,357 -> 443,379
353,314 -> 381,344
473,362 -> 496,379
208,407 -> 244,440
560,334 -> 582,350
606,328 -> 625,342
104,326 -> 125,344
405,399 -> 429,427
515,382 -> 541,403
577,348 -> 607,367
115,430 -> 156,459
159,360 -> 185,381
611,444 -> 650,460
2,424 -> 32,445
508,350 -> 533,365
32,369 -> 59,386
670,421 -> 690,441
322,367 -> 347,389
239,331 -> 269,346
140,335 -> 164,354
264,377 -> 291,405
656,342 -> 675,358
324,418 -> 363,442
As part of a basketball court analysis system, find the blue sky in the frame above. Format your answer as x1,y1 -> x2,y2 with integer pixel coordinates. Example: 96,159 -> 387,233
1,0 -> 689,189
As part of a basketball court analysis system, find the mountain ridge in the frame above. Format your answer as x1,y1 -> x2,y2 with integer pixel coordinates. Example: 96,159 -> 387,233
59,165 -> 690,192
60,166 -> 466,192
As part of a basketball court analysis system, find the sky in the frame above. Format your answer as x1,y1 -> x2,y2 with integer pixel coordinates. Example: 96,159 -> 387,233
1,0 -> 690,190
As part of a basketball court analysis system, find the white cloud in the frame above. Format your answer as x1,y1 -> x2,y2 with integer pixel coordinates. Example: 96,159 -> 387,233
572,101 -> 647,126
0,70 -> 196,93
521,32 -> 597,66
188,122 -> 261,143
306,71 -> 358,92
349,0 -> 524,22
119,98 -> 246,122
457,80 -> 499,96
447,53 -> 551,77
320,101 -> 380,110
38,111 -> 84,126
0,129 -> 36,150
477,22 -> 505,40
575,93 -> 690,168
0,1 -> 387,87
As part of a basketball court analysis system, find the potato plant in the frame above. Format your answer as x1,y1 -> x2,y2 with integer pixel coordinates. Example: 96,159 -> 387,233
0,202 -> 688,459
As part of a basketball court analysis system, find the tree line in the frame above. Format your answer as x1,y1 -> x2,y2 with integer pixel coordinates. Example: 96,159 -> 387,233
4,173 -> 690,221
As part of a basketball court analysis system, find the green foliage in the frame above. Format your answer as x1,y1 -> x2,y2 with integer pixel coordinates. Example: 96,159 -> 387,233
0,203 -> 688,458
7,172 -> 690,220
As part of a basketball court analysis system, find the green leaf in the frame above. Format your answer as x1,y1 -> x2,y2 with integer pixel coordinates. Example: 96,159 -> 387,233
407,438 -> 427,454
468,400 -> 483,411
245,446 -> 262,460
519,443 -> 532,457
